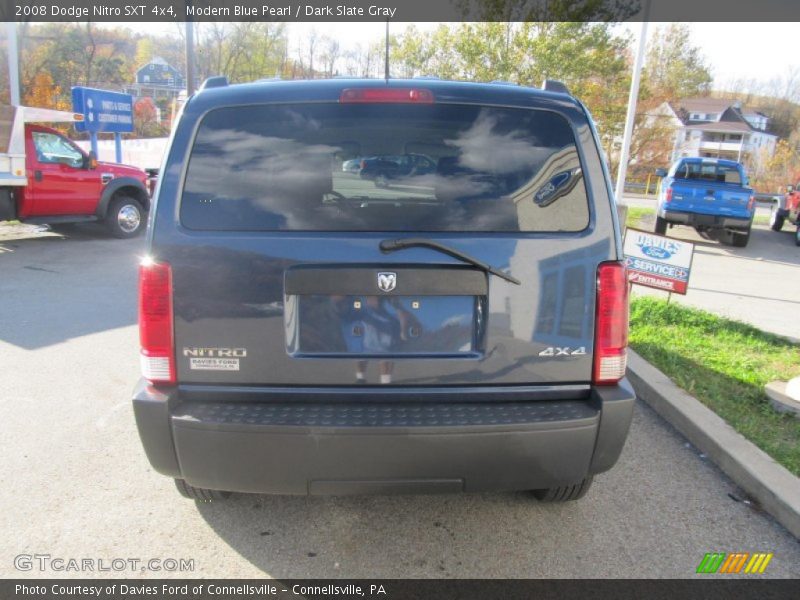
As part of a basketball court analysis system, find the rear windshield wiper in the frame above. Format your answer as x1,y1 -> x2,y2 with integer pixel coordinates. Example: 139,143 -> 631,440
379,238 -> 521,285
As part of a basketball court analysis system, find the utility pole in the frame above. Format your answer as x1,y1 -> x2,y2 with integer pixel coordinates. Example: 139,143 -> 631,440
384,20 -> 390,80
614,2 -> 651,204
185,4 -> 195,95
5,22 -> 20,106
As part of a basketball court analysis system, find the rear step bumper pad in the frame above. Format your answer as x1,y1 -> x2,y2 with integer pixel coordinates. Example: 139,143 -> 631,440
132,379 -> 635,495
659,209 -> 751,230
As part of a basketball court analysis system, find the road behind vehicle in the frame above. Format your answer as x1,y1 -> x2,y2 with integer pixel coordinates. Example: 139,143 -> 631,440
359,153 -> 437,188
655,158 -> 755,247
0,104 -> 150,238
769,183 -> 800,246
134,78 -> 635,503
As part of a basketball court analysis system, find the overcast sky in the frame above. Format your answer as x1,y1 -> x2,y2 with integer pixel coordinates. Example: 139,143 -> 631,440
115,21 -> 799,91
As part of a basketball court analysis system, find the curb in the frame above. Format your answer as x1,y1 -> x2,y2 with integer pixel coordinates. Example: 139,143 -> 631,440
626,350 -> 800,540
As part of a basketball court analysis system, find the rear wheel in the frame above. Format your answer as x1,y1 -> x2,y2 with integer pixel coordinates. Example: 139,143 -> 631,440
654,216 -> 667,235
106,195 -> 144,239
769,205 -> 785,231
174,479 -> 231,502
532,476 -> 593,502
795,224 -> 800,247
730,227 -> 751,248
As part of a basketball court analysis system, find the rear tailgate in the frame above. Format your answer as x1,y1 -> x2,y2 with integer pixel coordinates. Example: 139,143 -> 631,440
155,88 -> 618,387
668,161 -> 752,219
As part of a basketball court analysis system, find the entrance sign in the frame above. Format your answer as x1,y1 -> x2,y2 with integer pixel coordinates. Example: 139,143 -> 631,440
623,228 -> 694,294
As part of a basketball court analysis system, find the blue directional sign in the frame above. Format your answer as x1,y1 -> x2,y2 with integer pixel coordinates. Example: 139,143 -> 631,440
71,87 -> 133,134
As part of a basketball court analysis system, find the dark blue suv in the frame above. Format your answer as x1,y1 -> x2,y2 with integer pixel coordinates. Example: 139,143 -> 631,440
133,78 -> 635,502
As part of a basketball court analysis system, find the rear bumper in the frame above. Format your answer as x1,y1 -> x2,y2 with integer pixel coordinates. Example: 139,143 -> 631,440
132,380 -> 635,495
659,208 -> 751,230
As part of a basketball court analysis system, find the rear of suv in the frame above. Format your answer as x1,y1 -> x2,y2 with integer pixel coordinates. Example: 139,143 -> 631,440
133,78 -> 635,502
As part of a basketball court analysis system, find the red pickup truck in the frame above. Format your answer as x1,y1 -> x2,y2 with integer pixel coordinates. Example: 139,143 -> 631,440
0,106 -> 150,238
769,183 -> 800,246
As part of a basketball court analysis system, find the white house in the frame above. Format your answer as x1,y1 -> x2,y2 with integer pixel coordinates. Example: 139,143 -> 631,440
655,98 -> 778,169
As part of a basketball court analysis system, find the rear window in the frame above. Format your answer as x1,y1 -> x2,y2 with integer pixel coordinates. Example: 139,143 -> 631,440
674,161 -> 742,185
180,102 -> 589,232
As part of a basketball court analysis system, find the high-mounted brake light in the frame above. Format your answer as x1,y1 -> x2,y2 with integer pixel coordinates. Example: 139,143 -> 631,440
593,262 -> 629,385
138,258 -> 175,384
340,88 -> 434,104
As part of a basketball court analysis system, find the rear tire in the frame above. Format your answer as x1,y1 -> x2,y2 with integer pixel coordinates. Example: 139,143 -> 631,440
174,479 -> 231,502
654,216 -> 667,235
769,205 -> 785,231
533,476 -> 593,502
731,228 -> 751,248
795,224 -> 800,247
106,196 -> 144,239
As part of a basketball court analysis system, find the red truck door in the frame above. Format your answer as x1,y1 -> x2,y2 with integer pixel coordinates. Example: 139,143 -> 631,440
25,126 -> 102,216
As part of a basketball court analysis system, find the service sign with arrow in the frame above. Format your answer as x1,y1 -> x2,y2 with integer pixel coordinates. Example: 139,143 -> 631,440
71,87 -> 133,134
623,228 -> 695,294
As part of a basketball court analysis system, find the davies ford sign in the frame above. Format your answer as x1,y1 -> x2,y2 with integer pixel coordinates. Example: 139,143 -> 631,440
623,228 -> 695,294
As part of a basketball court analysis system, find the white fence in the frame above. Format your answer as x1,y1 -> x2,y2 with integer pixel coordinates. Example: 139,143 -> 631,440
75,137 -> 169,170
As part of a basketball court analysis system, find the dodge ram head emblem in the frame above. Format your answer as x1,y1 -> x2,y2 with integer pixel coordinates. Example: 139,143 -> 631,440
377,272 -> 397,292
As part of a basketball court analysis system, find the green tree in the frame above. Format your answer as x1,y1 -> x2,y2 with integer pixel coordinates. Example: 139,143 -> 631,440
135,38 -> 156,68
390,22 -> 632,167
455,0 -> 639,21
750,138 -> 800,193
643,24 -> 713,102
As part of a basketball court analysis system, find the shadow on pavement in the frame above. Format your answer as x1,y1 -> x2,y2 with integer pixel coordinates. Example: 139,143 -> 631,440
0,223 -> 144,349
668,225 -> 800,268
194,490 -> 560,578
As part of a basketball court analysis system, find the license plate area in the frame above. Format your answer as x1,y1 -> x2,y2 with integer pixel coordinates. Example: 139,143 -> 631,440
693,213 -> 718,226
284,266 -> 487,358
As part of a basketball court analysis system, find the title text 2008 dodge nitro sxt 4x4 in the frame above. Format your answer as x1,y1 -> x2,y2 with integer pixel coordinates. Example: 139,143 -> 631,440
133,78 -> 635,502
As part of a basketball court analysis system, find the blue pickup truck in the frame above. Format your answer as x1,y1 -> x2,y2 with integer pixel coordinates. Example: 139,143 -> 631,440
655,158 -> 755,247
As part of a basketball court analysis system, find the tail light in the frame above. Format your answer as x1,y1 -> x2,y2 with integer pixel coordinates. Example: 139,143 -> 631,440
593,262 -> 629,385
664,187 -> 673,203
138,258 -> 175,384
340,88 -> 434,104
747,195 -> 755,211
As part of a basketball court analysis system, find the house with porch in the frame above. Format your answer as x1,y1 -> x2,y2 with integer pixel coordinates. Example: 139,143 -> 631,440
655,98 -> 778,170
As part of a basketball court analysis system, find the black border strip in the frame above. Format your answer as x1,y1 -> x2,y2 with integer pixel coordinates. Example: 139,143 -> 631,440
3,579 -> 800,600
2,0 -> 800,22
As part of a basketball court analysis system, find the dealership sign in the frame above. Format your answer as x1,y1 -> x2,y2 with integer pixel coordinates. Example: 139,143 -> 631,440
623,228 -> 695,294
71,87 -> 133,134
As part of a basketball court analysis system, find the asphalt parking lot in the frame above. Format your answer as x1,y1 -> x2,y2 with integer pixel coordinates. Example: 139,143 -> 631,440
623,198 -> 800,341
1,223 -> 799,579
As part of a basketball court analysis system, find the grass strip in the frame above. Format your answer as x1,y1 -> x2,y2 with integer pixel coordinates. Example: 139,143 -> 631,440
629,297 -> 800,476
625,206 -> 655,229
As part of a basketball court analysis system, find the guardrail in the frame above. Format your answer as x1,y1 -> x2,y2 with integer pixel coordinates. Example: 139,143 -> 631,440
624,174 -> 662,197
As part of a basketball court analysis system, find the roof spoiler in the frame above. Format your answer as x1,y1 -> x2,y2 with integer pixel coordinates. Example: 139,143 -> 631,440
542,80 -> 570,95
199,76 -> 229,91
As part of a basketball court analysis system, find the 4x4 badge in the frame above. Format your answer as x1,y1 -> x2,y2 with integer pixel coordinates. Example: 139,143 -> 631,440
539,346 -> 586,357
377,272 -> 397,292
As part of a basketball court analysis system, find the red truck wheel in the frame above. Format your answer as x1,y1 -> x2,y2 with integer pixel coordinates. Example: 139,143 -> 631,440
770,205 -> 785,231
107,196 -> 144,239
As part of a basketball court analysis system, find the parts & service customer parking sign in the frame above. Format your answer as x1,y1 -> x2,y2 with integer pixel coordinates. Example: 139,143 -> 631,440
623,228 -> 695,294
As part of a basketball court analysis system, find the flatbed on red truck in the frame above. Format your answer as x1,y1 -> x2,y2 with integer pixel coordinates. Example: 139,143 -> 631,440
0,104 -> 150,238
